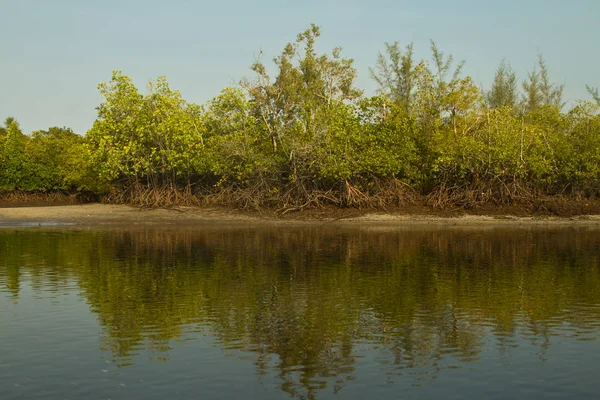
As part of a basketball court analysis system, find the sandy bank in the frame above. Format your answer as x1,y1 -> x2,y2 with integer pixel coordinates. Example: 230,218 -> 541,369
1,203 -> 600,228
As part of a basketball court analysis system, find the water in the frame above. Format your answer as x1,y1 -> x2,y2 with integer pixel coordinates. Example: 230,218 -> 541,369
1,226 -> 599,399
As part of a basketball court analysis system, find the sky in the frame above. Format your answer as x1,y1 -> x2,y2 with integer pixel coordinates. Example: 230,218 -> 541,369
1,0 -> 599,134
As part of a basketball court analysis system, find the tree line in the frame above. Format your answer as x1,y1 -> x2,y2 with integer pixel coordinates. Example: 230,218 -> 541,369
2,24 -> 600,209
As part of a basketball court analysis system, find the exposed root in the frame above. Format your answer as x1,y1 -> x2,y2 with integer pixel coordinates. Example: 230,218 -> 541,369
99,177 -> 419,211
0,190 -> 83,204
102,184 -> 201,208
425,179 -> 538,209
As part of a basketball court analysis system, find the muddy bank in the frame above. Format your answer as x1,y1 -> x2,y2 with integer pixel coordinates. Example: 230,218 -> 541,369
1,203 -> 600,228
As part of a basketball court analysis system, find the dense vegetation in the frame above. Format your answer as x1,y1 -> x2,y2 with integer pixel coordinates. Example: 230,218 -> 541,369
2,24 -> 600,210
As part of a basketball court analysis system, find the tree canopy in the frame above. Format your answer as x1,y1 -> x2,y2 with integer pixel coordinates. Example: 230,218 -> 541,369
2,24 -> 600,210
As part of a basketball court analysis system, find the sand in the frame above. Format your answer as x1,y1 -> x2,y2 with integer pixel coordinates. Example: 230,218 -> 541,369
1,203 -> 600,228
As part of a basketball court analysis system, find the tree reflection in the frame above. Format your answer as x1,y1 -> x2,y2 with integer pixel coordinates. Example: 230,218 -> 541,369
1,226 -> 600,397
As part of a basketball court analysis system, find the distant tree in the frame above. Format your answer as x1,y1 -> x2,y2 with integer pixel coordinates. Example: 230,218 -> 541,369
86,71 -> 204,191
587,85 -> 600,104
241,24 -> 361,159
486,59 -> 518,109
0,121 -> 27,190
412,41 -> 479,135
4,117 -> 18,129
522,54 -> 564,113
522,66 -> 541,113
538,54 -> 564,109
27,127 -> 90,190
0,116 -> 18,136
369,42 -> 416,111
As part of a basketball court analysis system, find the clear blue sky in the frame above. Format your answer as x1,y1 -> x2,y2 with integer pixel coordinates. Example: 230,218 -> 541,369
1,0 -> 598,134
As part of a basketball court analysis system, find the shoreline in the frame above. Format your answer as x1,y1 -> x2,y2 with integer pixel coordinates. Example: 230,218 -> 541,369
2,203 -> 600,228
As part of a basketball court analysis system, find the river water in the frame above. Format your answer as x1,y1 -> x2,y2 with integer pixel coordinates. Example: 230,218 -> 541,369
1,226 -> 599,399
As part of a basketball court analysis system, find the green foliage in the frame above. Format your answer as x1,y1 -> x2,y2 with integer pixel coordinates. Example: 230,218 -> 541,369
522,67 -> 542,113
0,117 -> 16,136
202,87 -> 275,183
0,118 -> 98,193
26,127 -> 90,191
241,24 -> 361,160
559,102 -> 600,192
370,42 -> 416,111
0,120 -> 27,190
486,60 -> 518,109
522,54 -> 564,113
411,41 -> 480,131
355,96 -> 418,180
587,85 -> 600,104
4,25 -> 600,208
538,54 -> 565,109
86,71 -> 204,190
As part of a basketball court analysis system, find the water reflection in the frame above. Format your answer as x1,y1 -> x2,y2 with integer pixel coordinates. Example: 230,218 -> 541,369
1,227 -> 600,398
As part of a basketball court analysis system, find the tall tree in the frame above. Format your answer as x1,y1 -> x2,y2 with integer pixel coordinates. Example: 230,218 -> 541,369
369,42 -> 416,111
522,66 -> 541,113
0,121 -> 27,190
538,54 -> 564,109
86,71 -> 203,189
522,54 -> 564,112
412,41 -> 480,136
587,85 -> 600,104
28,127 -> 89,191
486,59 -> 518,109
0,116 -> 18,136
240,24 -> 361,157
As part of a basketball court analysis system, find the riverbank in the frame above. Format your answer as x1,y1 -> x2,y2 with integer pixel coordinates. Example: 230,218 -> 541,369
2,203 -> 600,228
